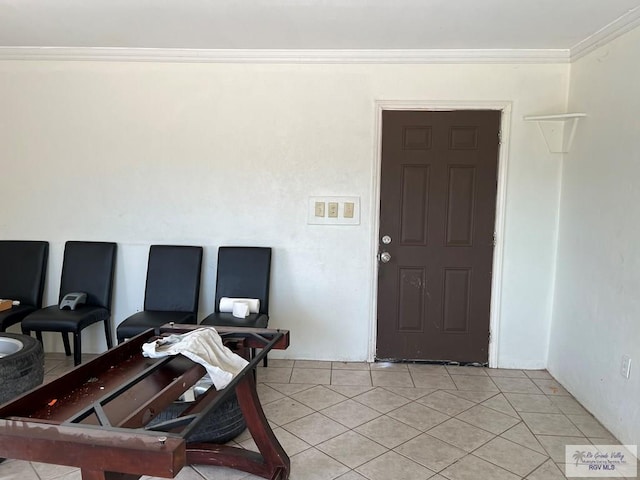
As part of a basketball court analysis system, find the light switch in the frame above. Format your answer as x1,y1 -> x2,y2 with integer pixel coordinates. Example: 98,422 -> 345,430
308,196 -> 360,225
343,202 -> 354,218
328,202 -> 339,218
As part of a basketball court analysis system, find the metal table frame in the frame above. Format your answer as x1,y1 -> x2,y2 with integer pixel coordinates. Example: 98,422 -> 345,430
0,325 -> 291,480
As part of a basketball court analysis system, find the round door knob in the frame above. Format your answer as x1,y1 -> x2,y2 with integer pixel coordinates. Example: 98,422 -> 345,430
380,252 -> 391,263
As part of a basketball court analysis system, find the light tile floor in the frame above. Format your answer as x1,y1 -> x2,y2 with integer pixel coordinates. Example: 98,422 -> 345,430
1,355 -> 636,480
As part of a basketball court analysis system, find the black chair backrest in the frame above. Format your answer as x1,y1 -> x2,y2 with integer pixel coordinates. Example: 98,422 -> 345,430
0,241 -> 49,307
144,245 -> 203,313
59,241 -> 117,309
214,247 -> 272,315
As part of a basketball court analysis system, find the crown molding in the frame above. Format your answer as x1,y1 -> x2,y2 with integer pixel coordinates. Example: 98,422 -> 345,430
2,8 -> 639,66
0,47 -> 570,64
570,6 -> 640,61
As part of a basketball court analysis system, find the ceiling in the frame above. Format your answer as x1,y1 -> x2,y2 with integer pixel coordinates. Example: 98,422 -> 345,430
0,0 -> 639,56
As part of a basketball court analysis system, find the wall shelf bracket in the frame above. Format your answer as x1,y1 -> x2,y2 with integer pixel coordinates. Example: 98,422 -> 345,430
524,113 -> 586,153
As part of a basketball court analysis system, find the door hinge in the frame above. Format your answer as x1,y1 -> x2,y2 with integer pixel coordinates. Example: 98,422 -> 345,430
492,232 -> 497,246
497,131 -> 502,145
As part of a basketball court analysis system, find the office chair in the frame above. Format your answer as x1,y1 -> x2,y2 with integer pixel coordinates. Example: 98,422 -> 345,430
22,241 -> 117,366
116,245 -> 203,343
200,246 -> 272,366
0,241 -> 49,332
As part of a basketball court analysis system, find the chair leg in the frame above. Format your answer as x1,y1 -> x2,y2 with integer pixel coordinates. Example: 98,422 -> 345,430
103,318 -> 113,349
250,348 -> 268,367
62,333 -> 71,357
73,333 -> 82,366
35,331 -> 43,344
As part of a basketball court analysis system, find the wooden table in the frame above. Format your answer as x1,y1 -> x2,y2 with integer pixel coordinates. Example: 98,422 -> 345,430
0,325 -> 290,480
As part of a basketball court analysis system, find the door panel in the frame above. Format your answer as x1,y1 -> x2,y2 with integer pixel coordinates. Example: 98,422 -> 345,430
446,166 -> 476,246
442,268 -> 471,333
398,267 -> 426,332
376,110 -> 500,363
400,165 -> 430,244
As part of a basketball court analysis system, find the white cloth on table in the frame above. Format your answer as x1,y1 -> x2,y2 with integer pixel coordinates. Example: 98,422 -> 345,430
141,327 -> 248,390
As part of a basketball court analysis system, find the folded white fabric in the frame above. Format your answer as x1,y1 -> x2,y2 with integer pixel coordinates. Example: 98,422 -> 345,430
141,327 -> 249,390
219,297 -> 260,314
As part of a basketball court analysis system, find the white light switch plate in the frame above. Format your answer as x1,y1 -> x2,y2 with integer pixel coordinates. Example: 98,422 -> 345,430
621,355 -> 632,379
308,196 -> 360,225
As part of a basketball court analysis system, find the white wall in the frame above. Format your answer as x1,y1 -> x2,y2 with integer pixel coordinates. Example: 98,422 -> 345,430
549,27 -> 640,445
0,61 -> 568,366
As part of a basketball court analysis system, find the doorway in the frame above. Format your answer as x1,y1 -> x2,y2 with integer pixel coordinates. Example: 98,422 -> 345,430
375,109 -> 502,364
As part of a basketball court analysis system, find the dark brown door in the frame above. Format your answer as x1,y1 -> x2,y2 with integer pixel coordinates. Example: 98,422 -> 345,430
376,110 -> 500,363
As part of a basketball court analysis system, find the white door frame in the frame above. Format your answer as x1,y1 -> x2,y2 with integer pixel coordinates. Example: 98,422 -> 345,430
368,100 -> 513,368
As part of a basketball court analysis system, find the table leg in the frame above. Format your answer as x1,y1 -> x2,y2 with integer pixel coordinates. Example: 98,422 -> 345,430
81,470 -> 141,480
187,373 -> 290,479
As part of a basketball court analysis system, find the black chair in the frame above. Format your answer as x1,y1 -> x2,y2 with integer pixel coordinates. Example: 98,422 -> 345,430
116,245 -> 203,343
200,246 -> 272,365
21,241 -> 117,366
0,241 -> 49,332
